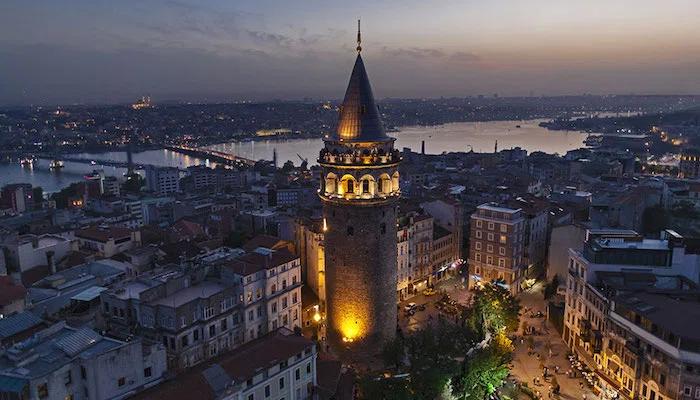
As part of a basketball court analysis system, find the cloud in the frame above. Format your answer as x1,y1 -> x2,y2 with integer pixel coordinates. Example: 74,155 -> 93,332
450,51 -> 480,63
245,30 -> 293,47
382,46 -> 446,59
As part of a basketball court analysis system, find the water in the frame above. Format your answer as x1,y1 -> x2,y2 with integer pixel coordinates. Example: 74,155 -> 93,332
0,119 -> 586,193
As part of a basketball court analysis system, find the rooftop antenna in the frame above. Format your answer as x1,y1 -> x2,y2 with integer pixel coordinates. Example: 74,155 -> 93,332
356,19 -> 362,53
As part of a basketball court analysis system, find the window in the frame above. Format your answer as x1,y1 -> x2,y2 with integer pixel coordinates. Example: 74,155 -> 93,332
475,242 -> 482,250
475,253 -> 481,262
283,297 -> 288,309
118,377 -> 126,387
486,256 -> 493,265
475,230 -> 482,239
292,292 -> 298,304
209,325 -> 216,336
248,394 -> 254,400
144,367 -> 152,378
488,222 -> 494,230
307,362 -> 311,374
486,244 -> 493,253
279,377 -> 285,389
499,247 -> 506,256
193,329 -> 199,341
81,366 -> 86,380
181,335 -> 189,348
204,307 -> 214,319
684,386 -> 692,397
381,223 -> 386,235
265,385 -> 271,397
257,306 -> 263,317
476,220 -> 482,228
498,258 -> 506,267
362,180 -> 370,193
271,303 -> 277,313
295,368 -> 301,380
500,235 -> 507,244
347,226 -> 354,236
37,383 -> 48,398
64,371 -> 72,385
248,310 -> 254,321
487,232 -> 494,241
221,319 -> 228,332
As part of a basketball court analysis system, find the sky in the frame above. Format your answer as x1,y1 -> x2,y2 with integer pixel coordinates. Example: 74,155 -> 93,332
1,0 -> 699,106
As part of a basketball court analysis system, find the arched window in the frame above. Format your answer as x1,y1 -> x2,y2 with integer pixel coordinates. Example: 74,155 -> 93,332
339,174 -> 356,197
362,180 -> 370,193
391,172 -> 400,192
378,173 -> 391,195
325,173 -> 337,195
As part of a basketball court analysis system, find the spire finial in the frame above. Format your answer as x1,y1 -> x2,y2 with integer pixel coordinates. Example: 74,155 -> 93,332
356,19 -> 362,53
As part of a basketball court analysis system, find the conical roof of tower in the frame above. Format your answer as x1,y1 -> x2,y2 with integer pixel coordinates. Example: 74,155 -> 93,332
333,53 -> 390,142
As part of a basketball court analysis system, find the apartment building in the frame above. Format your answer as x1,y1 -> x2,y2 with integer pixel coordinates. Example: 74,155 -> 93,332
563,229 -> 700,400
223,248 -> 302,342
74,225 -> 140,257
0,322 -> 166,400
145,166 -> 180,195
133,328 -> 317,400
101,267 -> 242,371
468,203 -> 526,294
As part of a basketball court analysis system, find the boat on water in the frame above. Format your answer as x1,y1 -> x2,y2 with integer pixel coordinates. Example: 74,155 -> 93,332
20,157 -> 34,167
49,160 -> 65,170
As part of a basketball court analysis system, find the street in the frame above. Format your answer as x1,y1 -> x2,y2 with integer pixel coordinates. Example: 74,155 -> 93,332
510,282 -> 597,400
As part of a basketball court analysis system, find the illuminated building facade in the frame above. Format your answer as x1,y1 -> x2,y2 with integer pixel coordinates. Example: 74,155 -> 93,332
318,23 -> 401,351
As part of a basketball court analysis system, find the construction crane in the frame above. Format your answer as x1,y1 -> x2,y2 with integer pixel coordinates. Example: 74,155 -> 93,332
296,153 -> 308,170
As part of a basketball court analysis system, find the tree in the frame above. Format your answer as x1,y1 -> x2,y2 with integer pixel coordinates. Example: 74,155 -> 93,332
470,284 -> 521,334
405,322 -> 460,400
382,337 -> 405,369
123,174 -> 144,194
358,376 -> 412,400
543,275 -> 560,300
451,345 -> 510,400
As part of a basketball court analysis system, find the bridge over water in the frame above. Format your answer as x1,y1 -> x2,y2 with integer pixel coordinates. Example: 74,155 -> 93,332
36,146 -> 257,170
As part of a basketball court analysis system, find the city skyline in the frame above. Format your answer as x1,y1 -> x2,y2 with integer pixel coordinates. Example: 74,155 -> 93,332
2,0 -> 700,106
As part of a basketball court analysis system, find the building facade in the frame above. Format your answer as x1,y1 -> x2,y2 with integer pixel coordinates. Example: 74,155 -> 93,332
563,230 -> 700,400
468,203 -> 527,294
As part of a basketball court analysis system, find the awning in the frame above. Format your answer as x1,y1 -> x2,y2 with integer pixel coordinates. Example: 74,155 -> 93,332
70,286 -> 107,302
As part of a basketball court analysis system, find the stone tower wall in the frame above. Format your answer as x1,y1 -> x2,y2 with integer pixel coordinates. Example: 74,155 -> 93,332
323,201 -> 398,352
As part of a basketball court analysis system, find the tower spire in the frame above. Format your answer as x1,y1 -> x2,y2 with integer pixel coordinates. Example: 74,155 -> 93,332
356,19 -> 362,53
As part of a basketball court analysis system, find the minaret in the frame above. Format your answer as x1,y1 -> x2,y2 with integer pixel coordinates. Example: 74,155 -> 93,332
318,21 -> 400,354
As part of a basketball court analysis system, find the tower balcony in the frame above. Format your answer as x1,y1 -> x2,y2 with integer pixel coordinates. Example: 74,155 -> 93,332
318,148 -> 402,167
319,190 -> 400,206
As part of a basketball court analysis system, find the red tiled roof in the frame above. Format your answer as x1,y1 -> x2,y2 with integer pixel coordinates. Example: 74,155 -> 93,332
223,248 -> 298,276
75,226 -> 132,243
242,234 -> 293,253
0,276 -> 26,306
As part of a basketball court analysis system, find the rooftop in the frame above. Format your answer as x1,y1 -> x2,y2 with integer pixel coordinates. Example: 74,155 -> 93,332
75,225 -> 133,242
150,281 -> 225,308
131,328 -> 314,400
615,291 -> 700,341
0,323 -> 123,382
